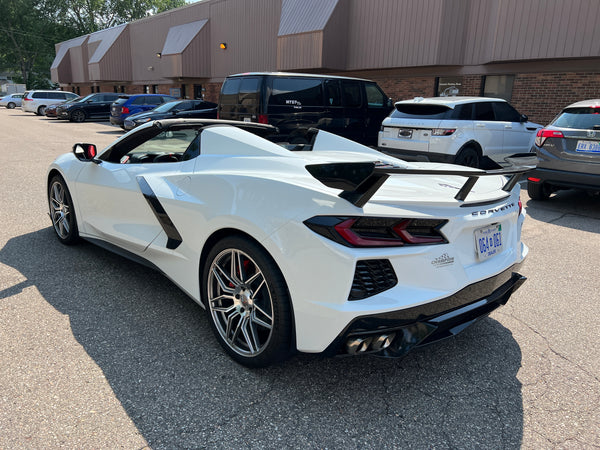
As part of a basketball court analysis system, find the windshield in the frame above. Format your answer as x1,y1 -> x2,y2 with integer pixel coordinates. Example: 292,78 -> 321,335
151,101 -> 182,113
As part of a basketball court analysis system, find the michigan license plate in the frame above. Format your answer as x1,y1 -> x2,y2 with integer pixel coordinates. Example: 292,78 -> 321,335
475,224 -> 503,261
576,140 -> 600,153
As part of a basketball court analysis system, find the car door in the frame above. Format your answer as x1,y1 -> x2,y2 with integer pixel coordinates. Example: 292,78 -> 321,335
74,128 -> 199,254
341,80 -> 366,143
492,101 -> 537,157
473,101 -> 504,159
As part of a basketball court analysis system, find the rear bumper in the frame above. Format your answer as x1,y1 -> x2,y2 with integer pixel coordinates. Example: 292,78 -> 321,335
530,167 -> 600,191
110,116 -> 124,126
324,265 -> 525,358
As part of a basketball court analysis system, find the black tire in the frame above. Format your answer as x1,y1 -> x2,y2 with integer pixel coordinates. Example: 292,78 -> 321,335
48,175 -> 79,245
454,146 -> 480,168
7,102 -> 15,109
70,109 -> 86,122
37,105 -> 46,116
202,236 -> 293,367
527,180 -> 551,200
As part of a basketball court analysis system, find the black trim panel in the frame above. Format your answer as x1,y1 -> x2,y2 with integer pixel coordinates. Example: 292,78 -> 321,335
137,176 -> 183,250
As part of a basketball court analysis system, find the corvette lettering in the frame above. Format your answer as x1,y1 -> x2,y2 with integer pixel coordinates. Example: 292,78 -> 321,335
472,203 -> 515,216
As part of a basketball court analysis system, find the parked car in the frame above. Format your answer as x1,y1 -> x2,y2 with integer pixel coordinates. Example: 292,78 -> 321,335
56,92 -> 121,122
0,93 -> 24,109
218,72 -> 393,146
110,94 -> 178,128
21,90 -> 79,115
44,96 -> 82,118
123,99 -> 217,130
527,99 -> 600,199
47,118 -> 529,367
378,96 -> 542,168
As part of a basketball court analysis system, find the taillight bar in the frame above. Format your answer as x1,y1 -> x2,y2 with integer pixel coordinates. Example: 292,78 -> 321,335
432,128 -> 456,136
535,128 -> 564,147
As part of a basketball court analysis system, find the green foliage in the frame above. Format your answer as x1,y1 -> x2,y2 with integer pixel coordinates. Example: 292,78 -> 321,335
0,0 -> 185,88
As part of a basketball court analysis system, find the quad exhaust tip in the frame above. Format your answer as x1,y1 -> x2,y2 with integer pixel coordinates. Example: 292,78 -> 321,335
346,332 -> 396,355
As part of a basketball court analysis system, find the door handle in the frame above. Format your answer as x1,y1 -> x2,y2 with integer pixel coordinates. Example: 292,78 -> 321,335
475,123 -> 486,128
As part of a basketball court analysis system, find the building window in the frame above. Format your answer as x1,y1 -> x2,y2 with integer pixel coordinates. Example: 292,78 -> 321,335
483,75 -> 515,101
436,77 -> 463,97
143,85 -> 150,94
152,85 -> 159,94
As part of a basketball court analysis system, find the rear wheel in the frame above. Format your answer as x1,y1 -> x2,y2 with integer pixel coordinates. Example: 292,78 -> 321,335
70,109 -> 86,122
48,175 -> 79,245
527,180 -> 551,200
454,146 -> 480,168
37,105 -> 46,115
202,236 -> 293,367
7,102 -> 15,109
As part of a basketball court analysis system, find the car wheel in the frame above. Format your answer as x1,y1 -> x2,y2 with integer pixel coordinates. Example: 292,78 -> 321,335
48,175 -> 79,245
203,236 -> 293,367
7,102 -> 15,109
37,105 -> 46,115
527,180 -> 551,200
70,110 -> 86,122
454,146 -> 480,168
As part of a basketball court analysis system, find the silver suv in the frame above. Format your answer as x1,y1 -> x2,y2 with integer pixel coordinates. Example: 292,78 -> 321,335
527,99 -> 600,200
21,90 -> 79,115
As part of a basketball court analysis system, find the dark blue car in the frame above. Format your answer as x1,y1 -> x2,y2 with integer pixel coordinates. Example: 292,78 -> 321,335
110,94 -> 177,128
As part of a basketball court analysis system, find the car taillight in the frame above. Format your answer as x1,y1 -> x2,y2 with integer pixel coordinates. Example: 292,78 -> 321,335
431,128 -> 456,136
258,114 -> 268,124
535,128 -> 564,147
304,216 -> 448,248
24,98 -> 32,101
121,106 -> 129,114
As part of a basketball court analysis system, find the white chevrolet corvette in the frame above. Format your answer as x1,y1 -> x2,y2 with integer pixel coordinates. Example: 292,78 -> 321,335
47,119 -> 529,367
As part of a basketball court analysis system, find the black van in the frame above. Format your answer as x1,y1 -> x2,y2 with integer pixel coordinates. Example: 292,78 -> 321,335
218,72 -> 392,146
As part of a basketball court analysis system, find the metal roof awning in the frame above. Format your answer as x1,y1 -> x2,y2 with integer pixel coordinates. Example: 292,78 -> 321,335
160,19 -> 210,79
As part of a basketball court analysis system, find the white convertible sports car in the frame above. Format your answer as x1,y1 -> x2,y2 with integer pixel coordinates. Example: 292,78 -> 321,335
47,119 -> 529,367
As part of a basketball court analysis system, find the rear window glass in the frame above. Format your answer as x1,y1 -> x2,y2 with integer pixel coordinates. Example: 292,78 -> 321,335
113,97 -> 129,105
221,79 -> 242,104
269,78 -> 323,107
552,108 -> 600,130
391,103 -> 452,119
239,78 -> 260,105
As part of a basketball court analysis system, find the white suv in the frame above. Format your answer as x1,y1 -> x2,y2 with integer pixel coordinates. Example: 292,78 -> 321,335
378,96 -> 542,168
21,90 -> 79,116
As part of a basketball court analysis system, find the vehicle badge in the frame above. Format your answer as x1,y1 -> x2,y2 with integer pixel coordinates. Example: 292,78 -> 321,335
431,253 -> 455,268
587,130 -> 596,138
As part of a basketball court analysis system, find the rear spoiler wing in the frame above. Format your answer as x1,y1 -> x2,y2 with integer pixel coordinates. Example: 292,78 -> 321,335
305,162 -> 534,208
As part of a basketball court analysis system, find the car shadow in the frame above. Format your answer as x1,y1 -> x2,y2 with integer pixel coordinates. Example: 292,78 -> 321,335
0,228 -> 525,448
524,187 -> 600,233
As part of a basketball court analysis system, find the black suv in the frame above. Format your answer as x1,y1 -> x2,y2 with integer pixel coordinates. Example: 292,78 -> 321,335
57,93 -> 121,122
218,72 -> 392,146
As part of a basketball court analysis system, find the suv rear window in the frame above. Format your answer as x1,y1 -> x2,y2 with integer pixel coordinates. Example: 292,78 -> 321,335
391,104 -> 452,119
552,108 -> 600,130
269,78 -> 323,107
113,97 -> 129,105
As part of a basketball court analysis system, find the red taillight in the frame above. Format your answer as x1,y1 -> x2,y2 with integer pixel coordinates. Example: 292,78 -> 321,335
527,177 -> 541,183
121,106 -> 129,114
24,98 -> 32,101
431,128 -> 456,136
535,128 -> 564,147
305,216 -> 447,248
258,114 -> 268,124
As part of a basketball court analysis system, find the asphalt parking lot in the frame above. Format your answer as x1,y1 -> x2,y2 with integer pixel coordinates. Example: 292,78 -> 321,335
0,108 -> 598,449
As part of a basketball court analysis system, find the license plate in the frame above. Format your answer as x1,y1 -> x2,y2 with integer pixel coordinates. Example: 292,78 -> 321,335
474,224 -> 503,261
576,140 -> 600,153
397,129 -> 413,139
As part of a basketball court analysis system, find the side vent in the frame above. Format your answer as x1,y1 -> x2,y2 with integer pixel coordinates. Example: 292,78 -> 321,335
349,260 -> 397,301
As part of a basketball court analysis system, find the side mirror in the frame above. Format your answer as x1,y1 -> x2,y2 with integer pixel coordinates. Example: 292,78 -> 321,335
73,143 -> 98,161
520,114 -> 528,123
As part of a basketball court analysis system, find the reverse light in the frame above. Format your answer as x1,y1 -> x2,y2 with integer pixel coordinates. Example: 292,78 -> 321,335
535,128 -> 564,147
431,128 -> 456,136
304,216 -> 448,248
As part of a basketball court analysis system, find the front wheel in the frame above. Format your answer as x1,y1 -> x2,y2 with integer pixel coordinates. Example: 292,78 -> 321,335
48,175 -> 79,244
202,236 -> 293,367
70,109 -> 86,122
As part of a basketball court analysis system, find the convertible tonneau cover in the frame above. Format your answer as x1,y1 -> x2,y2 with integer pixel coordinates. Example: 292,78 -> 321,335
306,162 -> 534,207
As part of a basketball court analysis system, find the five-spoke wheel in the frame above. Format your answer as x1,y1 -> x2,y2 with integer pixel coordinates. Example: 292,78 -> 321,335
70,110 -> 86,123
203,236 -> 292,367
48,175 -> 79,244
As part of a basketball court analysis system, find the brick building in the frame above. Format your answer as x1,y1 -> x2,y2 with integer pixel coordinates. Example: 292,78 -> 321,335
51,0 -> 600,125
